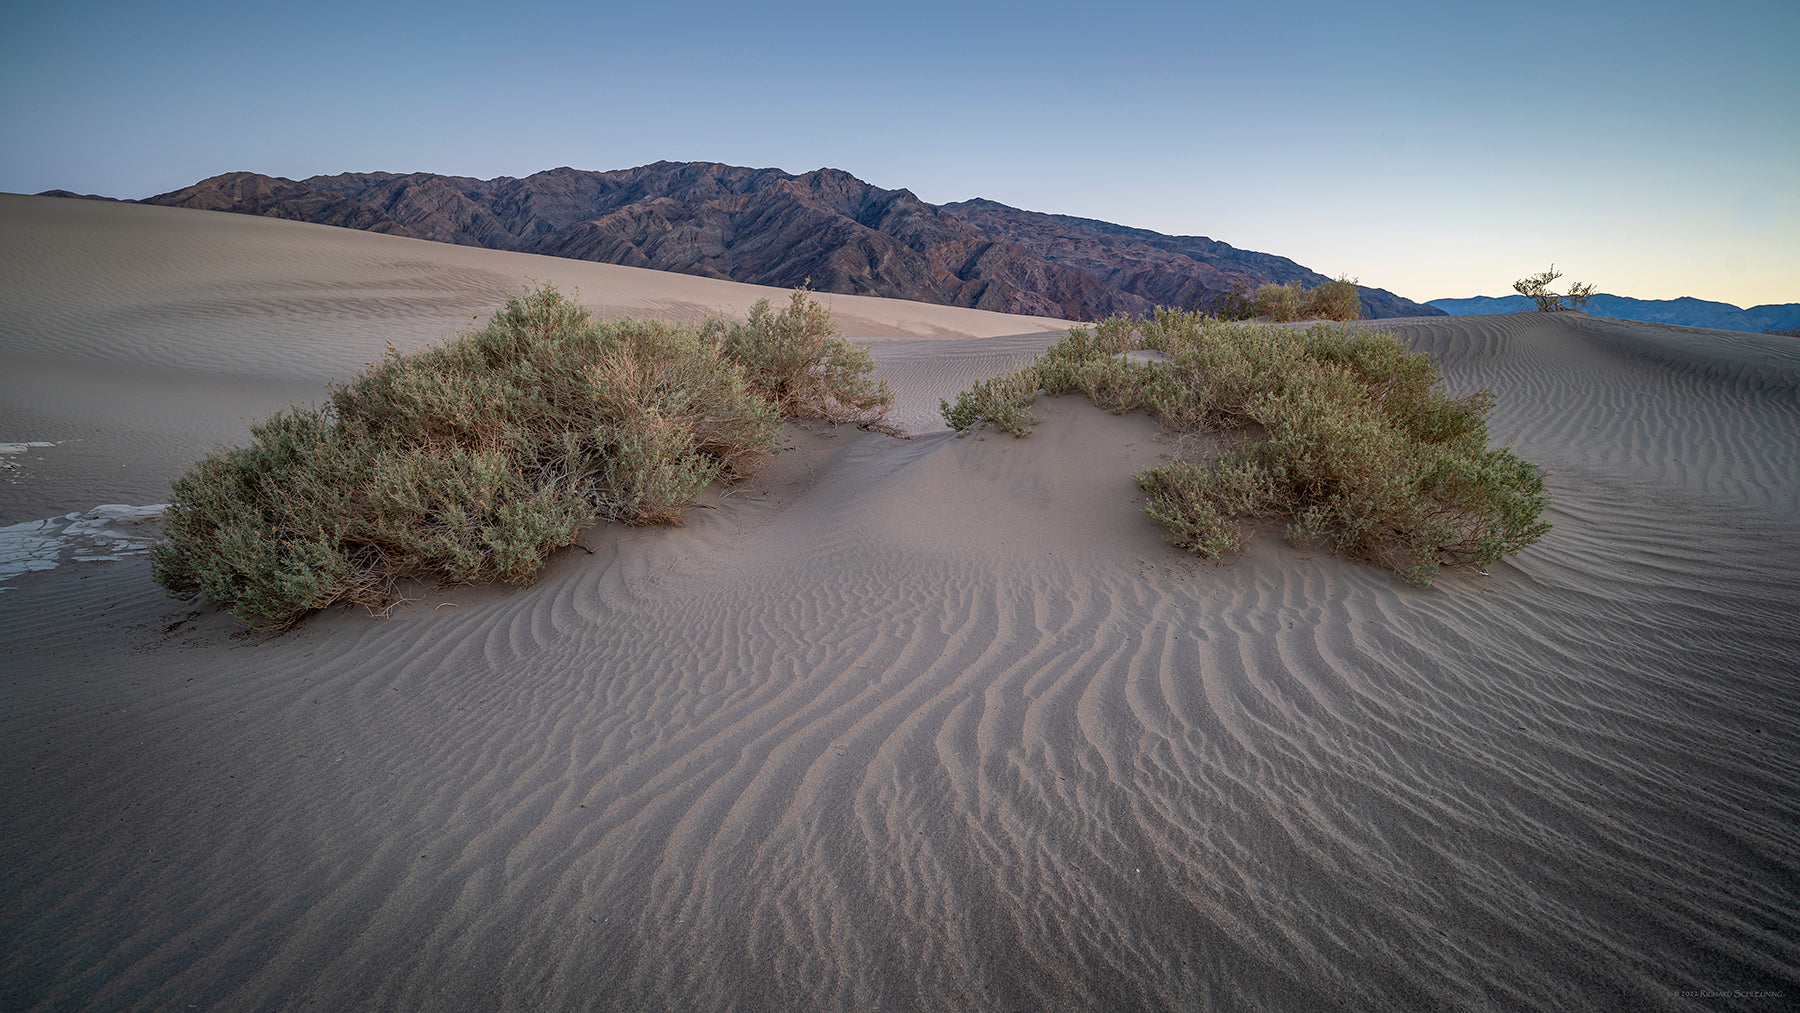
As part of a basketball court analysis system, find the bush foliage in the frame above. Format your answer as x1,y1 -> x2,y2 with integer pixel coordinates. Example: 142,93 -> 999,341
1251,277 -> 1364,322
710,287 -> 894,427
1513,265 -> 1596,312
940,309 -> 1550,585
1189,277 -> 1362,323
153,285 -> 892,630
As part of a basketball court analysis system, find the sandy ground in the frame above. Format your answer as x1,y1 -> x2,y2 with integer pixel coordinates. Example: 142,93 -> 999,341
2,194 -> 1796,1011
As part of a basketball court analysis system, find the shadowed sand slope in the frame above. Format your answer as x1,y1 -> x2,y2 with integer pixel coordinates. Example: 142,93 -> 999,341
2,197 -> 1797,1011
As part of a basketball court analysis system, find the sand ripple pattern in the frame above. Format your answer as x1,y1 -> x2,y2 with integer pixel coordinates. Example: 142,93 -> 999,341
1388,313 -> 1800,518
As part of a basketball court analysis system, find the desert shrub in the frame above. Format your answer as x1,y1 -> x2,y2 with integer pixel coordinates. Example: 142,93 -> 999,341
1304,277 -> 1363,321
1252,281 -> 1306,322
1228,357 -> 1546,583
1137,453 -> 1277,559
939,316 -> 1182,436
1513,265 -> 1596,312
1247,278 -> 1362,322
1068,355 -> 1155,414
1139,305 -> 1209,354
1188,281 -> 1258,321
152,409 -> 382,625
940,366 -> 1048,437
712,287 -> 893,427
1765,325 -> 1800,338
940,310 -> 1551,585
154,284 -> 887,630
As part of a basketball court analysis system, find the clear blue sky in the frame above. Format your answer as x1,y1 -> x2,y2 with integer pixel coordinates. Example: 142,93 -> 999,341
5,0 -> 1795,307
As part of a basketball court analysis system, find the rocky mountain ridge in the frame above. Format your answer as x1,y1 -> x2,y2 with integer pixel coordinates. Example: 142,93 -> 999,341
43,162 -> 1443,321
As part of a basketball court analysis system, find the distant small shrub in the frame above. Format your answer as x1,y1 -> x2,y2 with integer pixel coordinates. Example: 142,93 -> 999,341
1514,265 -> 1596,312
1765,325 -> 1800,338
154,285 -> 889,630
1305,276 -> 1363,321
1188,281 -> 1257,321
1249,277 -> 1362,322
1252,282 -> 1306,322
941,309 -> 1550,585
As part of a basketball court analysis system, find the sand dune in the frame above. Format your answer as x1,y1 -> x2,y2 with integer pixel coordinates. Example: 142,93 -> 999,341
0,193 -> 1067,527
2,195 -> 1796,1010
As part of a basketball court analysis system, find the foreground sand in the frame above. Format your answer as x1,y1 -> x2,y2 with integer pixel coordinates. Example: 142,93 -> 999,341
2,194 -> 1796,1010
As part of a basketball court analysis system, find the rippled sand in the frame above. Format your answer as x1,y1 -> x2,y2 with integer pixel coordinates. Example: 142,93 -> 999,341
2,194 -> 1796,1010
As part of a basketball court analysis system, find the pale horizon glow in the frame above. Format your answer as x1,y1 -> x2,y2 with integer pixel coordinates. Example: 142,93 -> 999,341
3,0 -> 1795,308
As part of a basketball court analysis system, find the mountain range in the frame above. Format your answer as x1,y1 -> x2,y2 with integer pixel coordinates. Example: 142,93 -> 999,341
39,162 -> 1439,321
1428,294 -> 1800,334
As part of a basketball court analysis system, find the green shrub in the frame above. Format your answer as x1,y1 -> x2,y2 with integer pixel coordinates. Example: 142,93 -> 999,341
153,285 -> 887,630
1137,453 -> 1277,558
940,310 -> 1550,585
1304,277 -> 1363,321
1252,281 -> 1306,322
1252,277 -> 1360,320
1247,278 -> 1362,322
712,287 -> 893,428
939,367 -> 1046,437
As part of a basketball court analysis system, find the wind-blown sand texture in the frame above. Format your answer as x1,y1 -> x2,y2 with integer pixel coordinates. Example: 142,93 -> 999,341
2,193 -> 1796,1010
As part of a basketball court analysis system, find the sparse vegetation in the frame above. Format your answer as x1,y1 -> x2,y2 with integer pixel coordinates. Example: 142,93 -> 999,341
153,285 -> 892,630
1765,325 -> 1800,338
1188,277 -> 1362,323
1188,281 -> 1256,321
1513,265 -> 1596,312
1250,276 -> 1365,322
940,309 -> 1550,585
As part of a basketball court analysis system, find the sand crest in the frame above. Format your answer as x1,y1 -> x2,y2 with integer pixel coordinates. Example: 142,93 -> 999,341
2,195 -> 1796,1010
